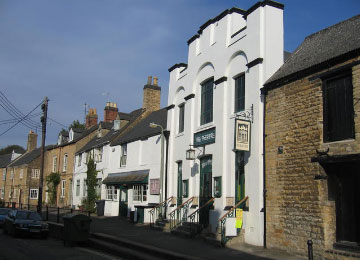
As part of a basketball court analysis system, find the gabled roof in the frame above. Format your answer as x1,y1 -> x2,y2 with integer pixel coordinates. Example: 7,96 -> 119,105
9,145 -> 56,167
111,108 -> 167,146
265,14 -> 360,89
0,154 -> 13,168
77,108 -> 145,153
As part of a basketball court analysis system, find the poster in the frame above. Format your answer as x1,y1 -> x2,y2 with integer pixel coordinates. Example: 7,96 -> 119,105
236,208 -> 243,228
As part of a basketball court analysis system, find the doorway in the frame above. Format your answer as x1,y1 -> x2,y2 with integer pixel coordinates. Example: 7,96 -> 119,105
200,156 -> 212,227
119,186 -> 128,217
327,162 -> 360,245
235,151 -> 245,205
177,161 -> 183,206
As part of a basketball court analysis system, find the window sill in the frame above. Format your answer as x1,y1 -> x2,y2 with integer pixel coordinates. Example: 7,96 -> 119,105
176,132 -> 185,138
197,122 -> 214,132
323,138 -> 355,145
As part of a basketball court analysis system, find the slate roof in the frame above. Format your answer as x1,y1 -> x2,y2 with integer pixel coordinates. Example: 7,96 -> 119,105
9,145 -> 56,167
59,130 -> 69,137
265,14 -> 360,87
77,108 -> 145,153
0,154 -> 13,168
118,112 -> 131,121
111,108 -> 167,146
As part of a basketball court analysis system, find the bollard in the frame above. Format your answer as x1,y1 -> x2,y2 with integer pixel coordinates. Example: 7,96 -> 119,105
20,203 -> 23,209
57,207 -> 60,223
88,211 -> 91,217
70,208 -> 73,214
307,240 -> 313,260
46,206 -> 49,221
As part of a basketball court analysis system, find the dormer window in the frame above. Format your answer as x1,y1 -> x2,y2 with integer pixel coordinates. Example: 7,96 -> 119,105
69,129 -> 74,141
97,130 -> 102,138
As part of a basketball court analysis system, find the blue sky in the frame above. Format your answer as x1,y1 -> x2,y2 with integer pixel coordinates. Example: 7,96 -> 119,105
0,0 -> 359,149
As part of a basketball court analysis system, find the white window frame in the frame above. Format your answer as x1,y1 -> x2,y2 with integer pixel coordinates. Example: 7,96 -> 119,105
78,154 -> 82,166
76,179 -> 80,196
13,189 -> 16,199
63,154 -> 68,172
10,170 -> 14,180
19,169 -> 23,179
30,189 -> 38,200
83,179 -> 87,197
106,186 -> 118,201
0,188 -> 4,199
120,144 -> 127,167
52,156 -> 57,172
2,169 -> 6,181
61,180 -> 66,198
132,184 -> 148,202
31,169 -> 40,179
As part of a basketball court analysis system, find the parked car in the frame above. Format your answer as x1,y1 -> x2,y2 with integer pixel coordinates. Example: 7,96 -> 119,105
0,208 -> 11,228
3,210 -> 49,238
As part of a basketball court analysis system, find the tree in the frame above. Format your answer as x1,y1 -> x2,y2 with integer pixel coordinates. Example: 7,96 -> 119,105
68,120 -> 85,130
85,156 -> 97,212
0,145 -> 25,155
45,172 -> 60,206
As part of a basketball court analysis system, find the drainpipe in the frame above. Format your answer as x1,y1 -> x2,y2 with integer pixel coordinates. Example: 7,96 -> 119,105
262,90 -> 267,248
164,130 -> 170,219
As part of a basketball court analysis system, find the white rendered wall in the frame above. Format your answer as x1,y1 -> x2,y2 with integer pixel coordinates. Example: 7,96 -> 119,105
166,5 -> 283,246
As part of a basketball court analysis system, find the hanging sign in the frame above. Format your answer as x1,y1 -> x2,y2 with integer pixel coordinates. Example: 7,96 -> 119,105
194,127 -> 216,147
234,119 -> 251,151
236,208 -> 243,228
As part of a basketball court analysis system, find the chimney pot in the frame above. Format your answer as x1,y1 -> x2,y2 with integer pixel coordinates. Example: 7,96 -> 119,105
147,76 -> 152,85
153,77 -> 158,86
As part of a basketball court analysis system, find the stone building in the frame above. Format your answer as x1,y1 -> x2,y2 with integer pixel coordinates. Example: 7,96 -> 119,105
165,0 -> 284,246
3,131 -> 55,208
43,118 -> 100,207
263,15 -> 360,259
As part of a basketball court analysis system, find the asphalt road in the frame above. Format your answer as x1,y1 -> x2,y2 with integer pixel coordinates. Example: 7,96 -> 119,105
0,230 -> 122,260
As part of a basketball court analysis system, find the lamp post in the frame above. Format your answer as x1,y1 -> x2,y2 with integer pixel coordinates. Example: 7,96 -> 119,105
149,122 -> 165,219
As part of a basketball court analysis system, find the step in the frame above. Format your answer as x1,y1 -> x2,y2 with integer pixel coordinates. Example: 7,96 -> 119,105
89,238 -> 161,260
177,225 -> 192,232
91,232 -> 203,260
170,229 -> 192,239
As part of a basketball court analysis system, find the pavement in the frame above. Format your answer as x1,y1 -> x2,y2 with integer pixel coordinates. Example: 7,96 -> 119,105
89,215 -> 305,260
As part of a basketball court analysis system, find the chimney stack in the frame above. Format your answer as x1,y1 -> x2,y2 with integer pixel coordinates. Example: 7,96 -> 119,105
143,76 -> 161,113
86,108 -> 98,128
27,130 -> 37,152
104,102 -> 119,122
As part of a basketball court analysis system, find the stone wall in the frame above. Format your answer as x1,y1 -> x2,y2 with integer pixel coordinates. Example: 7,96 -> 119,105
265,57 -> 360,259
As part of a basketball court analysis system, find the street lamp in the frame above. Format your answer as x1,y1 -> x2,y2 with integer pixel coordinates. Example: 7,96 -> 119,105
186,145 -> 196,160
149,122 -> 165,219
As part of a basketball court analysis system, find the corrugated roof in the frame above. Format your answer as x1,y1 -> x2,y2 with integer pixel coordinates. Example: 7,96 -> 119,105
265,14 -> 360,87
111,108 -> 167,146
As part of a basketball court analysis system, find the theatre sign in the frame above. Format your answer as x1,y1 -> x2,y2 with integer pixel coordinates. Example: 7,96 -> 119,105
194,127 -> 216,147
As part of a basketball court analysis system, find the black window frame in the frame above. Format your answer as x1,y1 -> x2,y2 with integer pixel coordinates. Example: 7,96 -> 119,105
178,103 -> 185,133
323,71 -> 355,143
234,73 -> 245,112
200,78 -> 214,125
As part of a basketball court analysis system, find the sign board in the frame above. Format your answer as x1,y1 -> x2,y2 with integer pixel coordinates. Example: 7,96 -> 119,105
234,119 -> 251,151
194,127 -> 216,147
236,208 -> 243,228
225,218 -> 237,237
149,178 -> 160,195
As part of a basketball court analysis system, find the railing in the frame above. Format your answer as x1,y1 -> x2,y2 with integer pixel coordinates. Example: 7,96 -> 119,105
218,196 -> 248,246
1,202 -> 91,223
149,196 -> 174,228
168,197 -> 194,230
188,197 -> 215,237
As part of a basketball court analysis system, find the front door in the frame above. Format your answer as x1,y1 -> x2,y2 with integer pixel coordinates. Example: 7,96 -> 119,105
200,156 -> 212,227
119,186 -> 128,217
177,162 -> 183,206
235,151 -> 245,205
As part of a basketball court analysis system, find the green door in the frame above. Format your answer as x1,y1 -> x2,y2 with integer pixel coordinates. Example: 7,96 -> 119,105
200,156 -> 212,227
177,162 -> 183,206
235,151 -> 245,205
119,186 -> 128,217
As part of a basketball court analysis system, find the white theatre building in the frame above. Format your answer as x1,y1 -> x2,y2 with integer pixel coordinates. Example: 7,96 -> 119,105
165,1 -> 284,246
